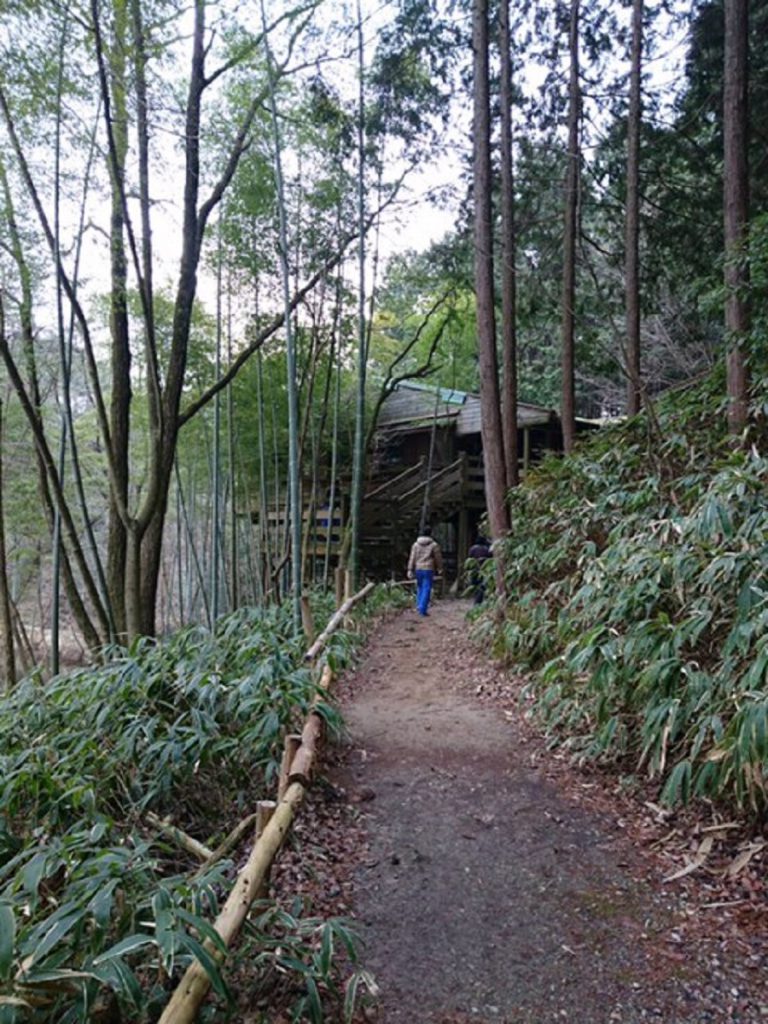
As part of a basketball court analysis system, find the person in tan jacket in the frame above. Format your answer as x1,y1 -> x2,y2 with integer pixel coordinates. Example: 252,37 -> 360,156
406,525 -> 443,616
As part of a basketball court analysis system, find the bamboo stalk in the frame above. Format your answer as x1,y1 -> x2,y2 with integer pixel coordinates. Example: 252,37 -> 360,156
147,812 -> 214,862
304,580 -> 375,662
189,812 -> 258,881
300,593 -> 315,645
158,783 -> 305,1024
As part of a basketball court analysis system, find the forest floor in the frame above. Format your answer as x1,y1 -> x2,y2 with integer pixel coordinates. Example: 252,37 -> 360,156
268,599 -> 768,1024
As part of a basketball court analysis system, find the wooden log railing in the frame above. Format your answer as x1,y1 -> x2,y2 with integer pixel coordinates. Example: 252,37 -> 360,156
364,457 -> 425,501
158,583 -> 375,1024
396,455 -> 464,507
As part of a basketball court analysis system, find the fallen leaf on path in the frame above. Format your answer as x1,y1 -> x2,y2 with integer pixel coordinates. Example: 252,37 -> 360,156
725,841 -> 765,878
663,834 -> 714,882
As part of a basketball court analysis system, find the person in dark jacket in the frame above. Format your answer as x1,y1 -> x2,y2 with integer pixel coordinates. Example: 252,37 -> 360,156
407,526 -> 443,616
467,535 -> 492,605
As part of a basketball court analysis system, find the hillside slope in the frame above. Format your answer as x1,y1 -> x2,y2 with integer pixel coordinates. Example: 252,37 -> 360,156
484,369 -> 768,812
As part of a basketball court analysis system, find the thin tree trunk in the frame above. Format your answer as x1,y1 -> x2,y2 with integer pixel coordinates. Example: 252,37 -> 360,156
324,323 -> 342,591
625,0 -> 643,417
103,0 -> 132,637
723,0 -> 749,433
473,0 -> 509,543
0,399 -> 16,690
499,0 -> 519,489
561,0 -> 580,455
349,0 -> 367,588
226,280 -> 239,611
261,0 -> 302,630
211,216 -> 224,622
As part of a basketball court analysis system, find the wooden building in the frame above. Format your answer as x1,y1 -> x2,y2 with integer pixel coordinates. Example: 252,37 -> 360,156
360,382 -> 568,581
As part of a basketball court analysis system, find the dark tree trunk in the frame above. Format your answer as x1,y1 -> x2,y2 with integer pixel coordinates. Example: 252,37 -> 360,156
473,0 -> 510,542
723,0 -> 749,433
561,0 -> 580,455
106,0 -> 131,637
625,0 -> 642,417
499,0 -> 519,490
0,398 -> 16,690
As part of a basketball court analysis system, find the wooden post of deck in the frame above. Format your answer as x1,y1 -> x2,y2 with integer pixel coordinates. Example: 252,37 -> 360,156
458,452 -> 469,582
523,427 -> 531,475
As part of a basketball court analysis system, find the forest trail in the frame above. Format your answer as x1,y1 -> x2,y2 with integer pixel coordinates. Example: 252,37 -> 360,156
327,600 -> 755,1024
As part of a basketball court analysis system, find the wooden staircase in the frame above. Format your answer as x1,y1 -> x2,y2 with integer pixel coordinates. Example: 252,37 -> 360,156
360,453 -> 485,579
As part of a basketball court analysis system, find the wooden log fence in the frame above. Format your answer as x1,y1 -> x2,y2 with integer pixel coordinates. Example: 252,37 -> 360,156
304,580 -> 375,661
157,580 -> 375,1024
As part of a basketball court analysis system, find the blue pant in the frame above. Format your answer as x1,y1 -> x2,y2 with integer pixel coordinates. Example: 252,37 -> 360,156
415,569 -> 434,615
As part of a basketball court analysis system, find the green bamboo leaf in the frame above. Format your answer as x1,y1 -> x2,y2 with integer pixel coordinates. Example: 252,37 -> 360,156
175,932 -> 229,1000
319,923 -> 333,977
93,957 -> 144,1008
92,933 -> 155,964
22,908 -> 84,966
305,976 -> 323,1023
0,905 -> 15,982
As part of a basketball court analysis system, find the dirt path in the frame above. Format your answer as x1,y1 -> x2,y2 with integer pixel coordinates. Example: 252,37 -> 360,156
328,600 -> 764,1024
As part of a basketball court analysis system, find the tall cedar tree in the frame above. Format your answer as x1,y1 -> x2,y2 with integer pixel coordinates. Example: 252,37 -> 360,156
625,0 -> 642,416
561,0 -> 580,454
472,0 -> 510,542
499,0 -> 519,488
723,0 -> 749,432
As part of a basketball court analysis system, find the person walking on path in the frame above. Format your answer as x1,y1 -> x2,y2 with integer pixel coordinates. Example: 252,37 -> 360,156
467,535 -> 492,605
407,526 -> 443,616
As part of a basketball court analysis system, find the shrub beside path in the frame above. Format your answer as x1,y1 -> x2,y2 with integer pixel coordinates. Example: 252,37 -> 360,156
325,599 -> 768,1024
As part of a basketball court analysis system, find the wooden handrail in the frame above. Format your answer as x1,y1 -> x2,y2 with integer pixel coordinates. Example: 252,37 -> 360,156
364,457 -> 425,501
397,455 -> 463,505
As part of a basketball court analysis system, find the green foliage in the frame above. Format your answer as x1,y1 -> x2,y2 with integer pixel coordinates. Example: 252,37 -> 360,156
491,370 -> 768,812
242,902 -> 377,1024
0,598 -> 377,1022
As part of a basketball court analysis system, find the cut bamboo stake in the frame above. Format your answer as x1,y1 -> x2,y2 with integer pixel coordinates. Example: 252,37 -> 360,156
257,799 -> 277,834
318,662 -> 333,691
147,812 -> 214,862
300,593 -> 315,645
304,580 -> 375,662
255,799 -> 277,900
277,733 -> 302,801
158,783 -> 304,1024
334,565 -> 345,608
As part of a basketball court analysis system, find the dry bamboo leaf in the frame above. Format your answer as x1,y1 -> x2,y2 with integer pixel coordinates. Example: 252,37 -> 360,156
663,835 -> 714,882
725,841 -> 765,878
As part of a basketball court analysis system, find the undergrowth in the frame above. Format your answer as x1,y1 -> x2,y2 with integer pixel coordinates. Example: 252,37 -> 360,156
484,368 -> 768,814
0,587 -> 397,1023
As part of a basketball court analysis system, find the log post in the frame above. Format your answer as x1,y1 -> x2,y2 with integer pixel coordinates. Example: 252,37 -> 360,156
288,712 -> 323,787
300,594 -> 315,645
255,799 -> 277,899
334,566 -> 345,608
277,733 -> 302,801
